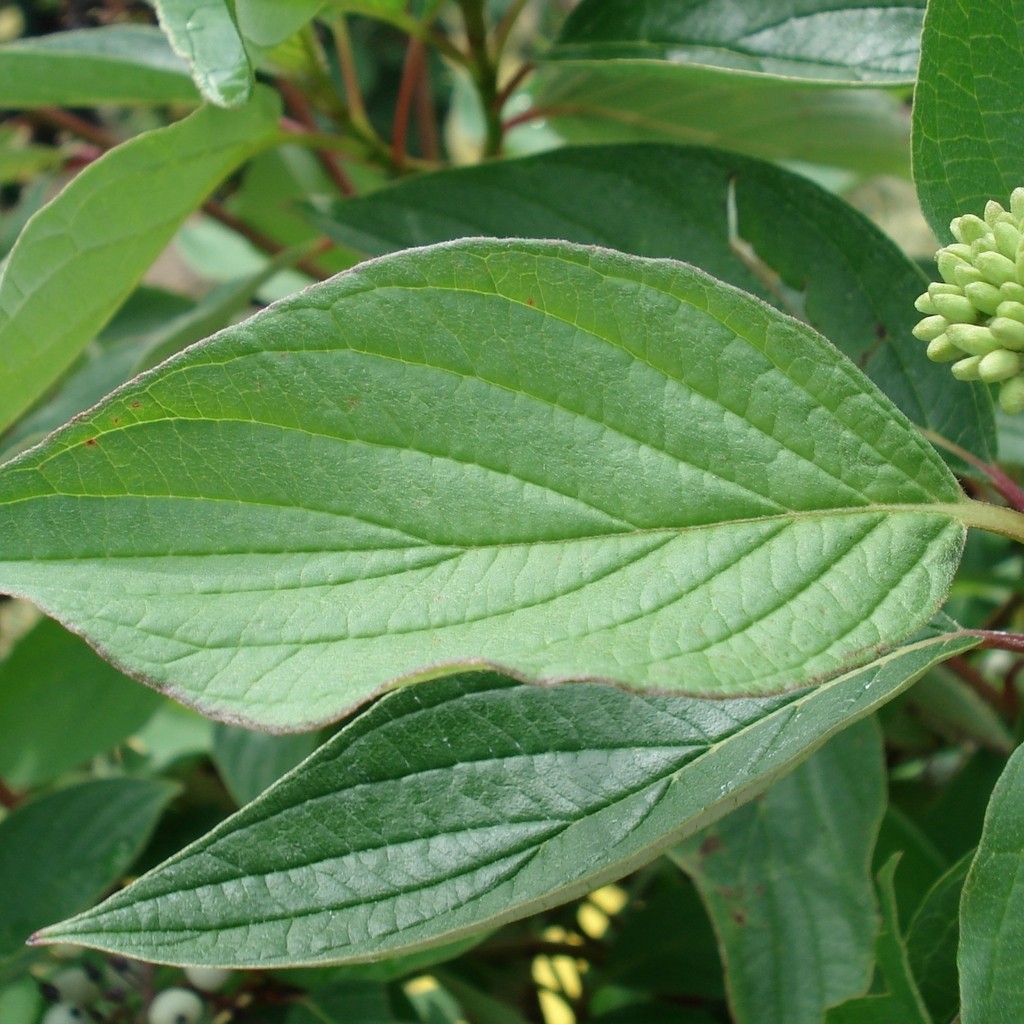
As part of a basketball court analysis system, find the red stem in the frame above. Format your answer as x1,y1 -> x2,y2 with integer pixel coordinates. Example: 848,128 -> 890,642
276,78 -> 356,197
392,35 -> 427,170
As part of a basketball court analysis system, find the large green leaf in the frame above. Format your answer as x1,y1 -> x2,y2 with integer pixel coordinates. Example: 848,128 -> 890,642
154,0 -> 253,107
550,0 -> 925,86
0,616 -> 161,788
236,0 -> 324,47
911,0 -> 1024,240
959,741 -> 1024,1024
0,778 -> 175,961
305,144 -> 995,462
672,720 -> 884,1024
32,631 -> 980,967
0,86 -> 282,435
0,239 -> 978,729
0,26 -> 198,107
535,65 -> 912,176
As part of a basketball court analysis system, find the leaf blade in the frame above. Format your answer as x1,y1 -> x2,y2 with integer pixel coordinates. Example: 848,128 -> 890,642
0,87 -> 281,434
0,239 -> 969,728
31,631 -> 980,968
0,26 -> 198,107
550,0 -> 925,86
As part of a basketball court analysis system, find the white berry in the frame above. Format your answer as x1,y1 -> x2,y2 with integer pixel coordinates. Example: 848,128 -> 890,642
148,987 -> 204,1024
42,1005 -> 88,1024
183,965 -> 232,992
50,967 -> 100,1006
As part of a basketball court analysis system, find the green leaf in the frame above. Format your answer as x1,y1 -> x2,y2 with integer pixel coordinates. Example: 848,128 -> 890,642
0,616 -> 161,788
672,720 -> 884,1024
0,25 -> 198,107
213,724 -> 323,806
535,65 -> 912,176
0,778 -> 176,960
236,0 -> 324,47
154,0 -> 253,107
286,979 -> 410,1024
911,0 -> 1024,240
958,741 -> 1024,1023
906,853 -> 972,1024
305,143 -> 995,462
0,86 -> 282,435
0,239 -> 975,729
826,857 -> 933,1024
31,632 -> 980,967
550,0 -> 925,86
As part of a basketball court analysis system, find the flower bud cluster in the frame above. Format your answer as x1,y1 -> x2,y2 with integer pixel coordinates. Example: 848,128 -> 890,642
913,188 -> 1024,414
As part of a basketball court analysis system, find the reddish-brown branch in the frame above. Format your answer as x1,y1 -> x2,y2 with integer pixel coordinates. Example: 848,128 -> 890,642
276,78 -> 356,197
946,654 -> 1007,710
413,50 -> 440,161
392,36 -> 427,170
27,106 -> 117,149
495,61 -> 536,110
0,777 -> 22,811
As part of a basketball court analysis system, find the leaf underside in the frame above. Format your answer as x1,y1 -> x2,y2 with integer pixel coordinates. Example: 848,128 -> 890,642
0,240 -> 966,730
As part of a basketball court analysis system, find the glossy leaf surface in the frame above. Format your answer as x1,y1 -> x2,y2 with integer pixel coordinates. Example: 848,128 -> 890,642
551,0 -> 924,85
912,0 -> 1024,239
0,779 -> 175,960
34,632 -> 979,967
0,86 -> 281,434
0,26 -> 197,107
959,741 -> 1024,1024
0,616 -> 161,788
154,0 -> 253,107
0,240 -> 970,729
673,720 -> 884,1024
307,144 -> 994,462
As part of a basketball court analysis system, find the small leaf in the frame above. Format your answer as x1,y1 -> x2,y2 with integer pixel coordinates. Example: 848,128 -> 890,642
0,26 -> 197,107
32,632 -> 978,968
0,778 -> 175,960
235,0 -> 324,48
535,64 -> 912,176
906,853 -> 972,1024
0,616 -> 161,788
213,724 -> 323,806
154,0 -> 254,108
912,0 -> 1024,239
0,240 -> 973,729
958,741 -> 1024,1024
673,720 -> 885,1024
0,85 -> 282,434
550,0 -> 925,86
826,857 -> 932,1023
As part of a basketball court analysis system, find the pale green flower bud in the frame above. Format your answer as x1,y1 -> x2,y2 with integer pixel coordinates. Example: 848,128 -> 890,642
932,292 -> 980,323
988,317 -> 1024,350
945,323 -> 1001,355
995,221 -> 1022,259
952,355 -> 983,380
996,300 -> 1024,323
952,214 -> 989,243
927,335 -> 961,361
964,281 -> 1004,315
1001,374 -> 1024,414
1011,188 -> 1024,221
975,250 -> 1018,286
979,349 -> 1022,382
953,262 -> 985,287
913,315 -> 950,341
985,199 -> 1014,227
1000,281 -> 1024,303
915,294 -> 937,314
